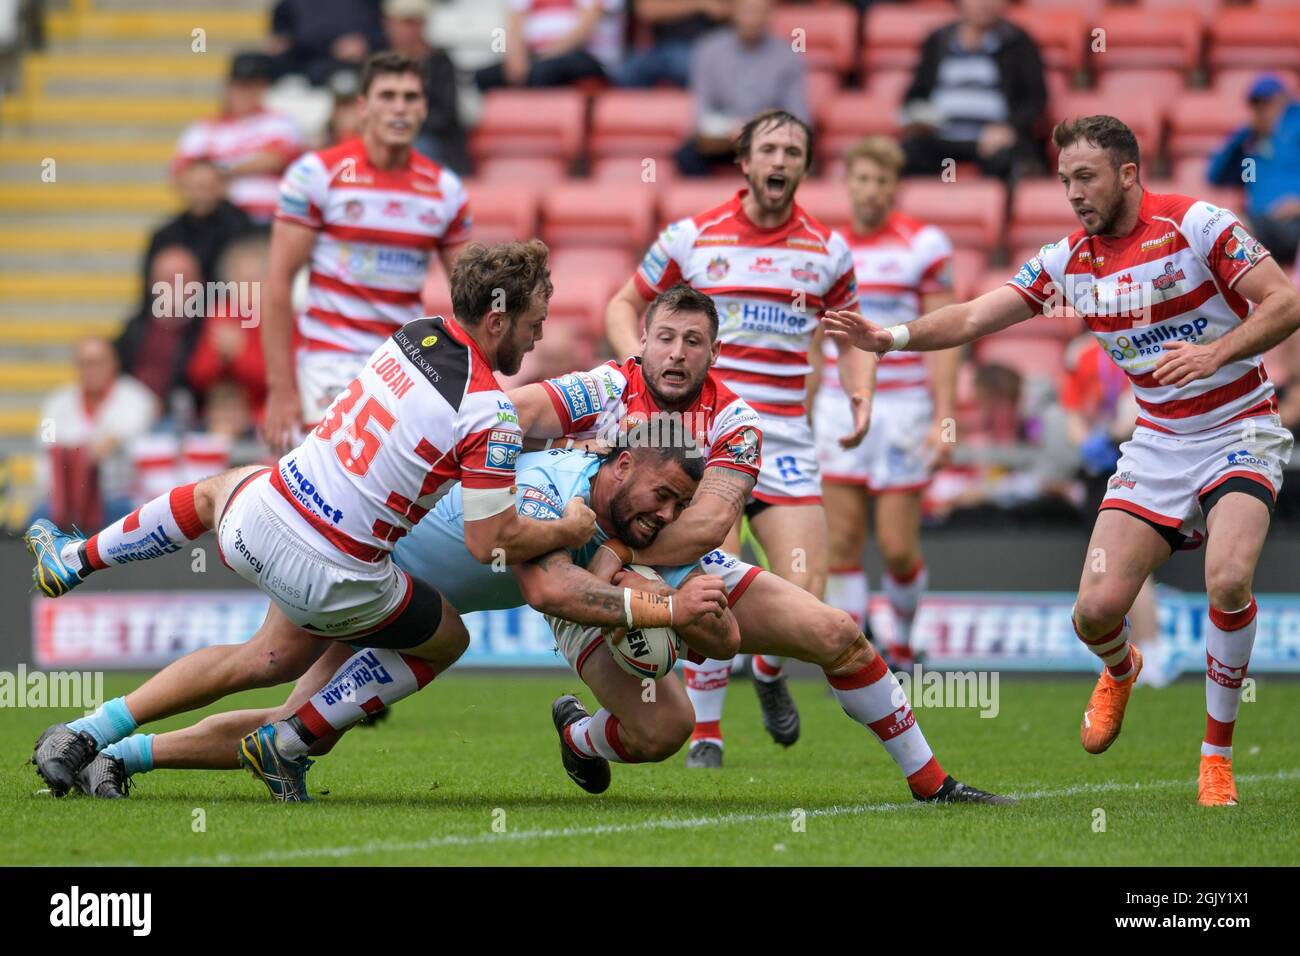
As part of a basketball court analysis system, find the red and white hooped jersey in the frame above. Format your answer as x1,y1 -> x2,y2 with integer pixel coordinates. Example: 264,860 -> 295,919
265,316 -> 521,562
634,189 -> 857,417
1008,191 -> 1275,435
175,110 -> 304,220
276,139 -> 471,358
539,358 -> 765,480
821,211 -> 953,396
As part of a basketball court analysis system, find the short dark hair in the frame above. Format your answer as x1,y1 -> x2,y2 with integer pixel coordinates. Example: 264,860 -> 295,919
625,442 -> 706,484
360,51 -> 424,95
450,240 -> 554,327
1052,115 -> 1141,176
733,109 -> 814,169
644,283 -> 719,340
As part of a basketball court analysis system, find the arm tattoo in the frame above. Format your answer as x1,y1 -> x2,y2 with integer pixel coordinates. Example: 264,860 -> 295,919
694,468 -> 754,514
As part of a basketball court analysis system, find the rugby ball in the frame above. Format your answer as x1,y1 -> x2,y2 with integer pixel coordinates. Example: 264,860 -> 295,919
605,564 -> 682,680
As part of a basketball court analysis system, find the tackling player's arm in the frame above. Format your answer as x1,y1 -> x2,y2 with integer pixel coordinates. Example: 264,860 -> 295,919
261,218 -> 317,453
462,496 -> 596,565
822,285 -> 1036,354
606,277 -> 652,360
1154,257 -> 1300,387
623,464 -> 754,567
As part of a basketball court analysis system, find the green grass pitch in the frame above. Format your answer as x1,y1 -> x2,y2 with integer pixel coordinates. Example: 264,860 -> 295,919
3,672 -> 1297,866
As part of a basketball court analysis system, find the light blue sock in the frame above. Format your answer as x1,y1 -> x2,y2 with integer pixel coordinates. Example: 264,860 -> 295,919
102,734 -> 154,776
68,696 -> 138,749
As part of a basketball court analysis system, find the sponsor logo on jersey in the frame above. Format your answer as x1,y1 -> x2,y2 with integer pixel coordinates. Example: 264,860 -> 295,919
723,301 -> 812,334
694,234 -> 739,247
338,244 -> 426,279
1140,231 -> 1177,252
279,187 -> 310,219
1108,470 -> 1137,490
384,199 -> 406,218
791,260 -> 819,283
343,199 -> 365,222
749,256 -> 779,274
640,241 -> 670,285
422,335 -> 438,347
418,209 -> 441,228
1201,206 -> 1228,235
1108,316 -> 1210,360
706,256 -> 729,280
283,458 -> 346,524
1226,449 -> 1267,467
1151,261 -> 1186,292
554,372 -> 603,422
485,429 -> 523,472
1113,273 -> 1139,297
701,549 -> 739,569
725,427 -> 761,467
1012,256 -> 1044,290
1224,225 -> 1265,266
232,528 -> 263,575
786,236 -> 826,252
518,484 -> 564,519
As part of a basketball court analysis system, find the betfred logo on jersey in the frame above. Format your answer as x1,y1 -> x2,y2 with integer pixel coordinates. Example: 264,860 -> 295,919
485,429 -> 522,473
518,485 -> 563,519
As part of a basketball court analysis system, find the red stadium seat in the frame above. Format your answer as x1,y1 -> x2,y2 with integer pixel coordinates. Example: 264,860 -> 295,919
1050,92 -> 1163,160
1213,68 -> 1300,102
1170,156 -> 1210,194
1020,0 -> 1104,21
1208,9 -> 1300,72
815,90 -> 902,158
658,180 -> 740,228
469,89 -> 587,164
1008,178 -> 1078,251
1004,7 -> 1086,75
950,247 -> 990,301
588,90 -> 694,160
539,182 -> 656,254
1166,90 -> 1246,162
544,269 -> 621,340
1138,0 -> 1226,20
1095,69 -> 1186,103
806,68 -> 840,129
459,180 -> 539,244
474,156 -> 569,184
790,178 -> 852,235
861,68 -> 913,104
1090,10 -> 1202,74
549,245 -> 637,286
862,4 -> 955,74
590,155 -> 678,188
895,180 -> 1005,251
770,3 -> 859,76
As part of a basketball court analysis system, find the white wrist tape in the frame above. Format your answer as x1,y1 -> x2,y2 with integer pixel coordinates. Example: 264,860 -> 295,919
623,587 -> 633,628
886,324 -> 910,351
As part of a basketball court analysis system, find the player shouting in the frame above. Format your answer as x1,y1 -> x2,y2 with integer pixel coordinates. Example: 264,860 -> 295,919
606,109 -> 874,766
262,51 -> 471,451
812,137 -> 958,671
824,115 -> 1300,807
26,241 -> 596,797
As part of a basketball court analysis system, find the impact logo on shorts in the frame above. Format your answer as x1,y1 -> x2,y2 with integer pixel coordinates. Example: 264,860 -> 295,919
484,429 -> 522,473
1226,449 -> 1267,468
553,372 -> 603,423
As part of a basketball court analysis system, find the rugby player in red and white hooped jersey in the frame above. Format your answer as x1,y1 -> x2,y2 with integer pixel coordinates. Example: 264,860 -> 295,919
261,52 -> 472,455
825,115 -> 1300,807
607,109 -> 875,767
812,136 -> 959,674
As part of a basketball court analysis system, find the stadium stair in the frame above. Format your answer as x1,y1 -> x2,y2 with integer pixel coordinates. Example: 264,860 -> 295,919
0,0 -> 268,527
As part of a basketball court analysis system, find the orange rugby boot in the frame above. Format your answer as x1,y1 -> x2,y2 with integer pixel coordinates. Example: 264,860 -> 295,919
1198,754 -> 1239,806
1080,645 -> 1143,754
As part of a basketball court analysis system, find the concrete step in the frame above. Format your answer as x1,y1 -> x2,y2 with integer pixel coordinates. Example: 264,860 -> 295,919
39,76 -> 224,98
92,0 -> 270,11
0,183 -> 177,213
0,211 -> 163,230
0,140 -> 176,163
0,272 -> 138,303
22,52 -> 228,90
0,250 -> 139,273
0,161 -> 172,184
0,227 -> 146,253
0,363 -> 76,392
0,302 -> 126,321
46,10 -> 268,43
41,37 -> 252,56
0,319 -> 123,344
0,408 -> 42,439
1,96 -> 216,127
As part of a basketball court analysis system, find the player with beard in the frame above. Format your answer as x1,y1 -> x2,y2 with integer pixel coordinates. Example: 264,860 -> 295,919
606,109 -> 875,767
824,115 -> 1300,807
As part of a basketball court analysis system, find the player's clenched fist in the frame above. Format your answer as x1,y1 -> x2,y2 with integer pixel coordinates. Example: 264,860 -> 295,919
560,497 -> 598,549
822,310 -> 896,355
671,574 -> 729,624
262,386 -> 303,456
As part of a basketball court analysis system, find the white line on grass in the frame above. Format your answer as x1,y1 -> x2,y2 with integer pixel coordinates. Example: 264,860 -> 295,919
123,768 -> 1300,867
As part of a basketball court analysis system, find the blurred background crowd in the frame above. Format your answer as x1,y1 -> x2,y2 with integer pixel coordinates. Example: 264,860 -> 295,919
1,0 -> 1299,534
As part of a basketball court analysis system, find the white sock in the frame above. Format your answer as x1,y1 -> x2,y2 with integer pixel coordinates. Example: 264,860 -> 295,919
753,655 -> 785,682
82,482 -> 207,570
563,708 -> 634,763
1203,599 -> 1257,759
825,566 -> 868,628
884,561 -> 927,647
286,648 -> 437,749
683,658 -> 730,745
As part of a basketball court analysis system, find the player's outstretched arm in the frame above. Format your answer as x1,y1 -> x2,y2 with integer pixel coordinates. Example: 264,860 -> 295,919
606,277 -> 651,360
823,285 -> 1036,354
463,496 -> 597,564
630,466 -> 753,566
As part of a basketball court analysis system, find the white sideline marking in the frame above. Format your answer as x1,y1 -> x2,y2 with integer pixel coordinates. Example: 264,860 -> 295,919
128,768 -> 1300,867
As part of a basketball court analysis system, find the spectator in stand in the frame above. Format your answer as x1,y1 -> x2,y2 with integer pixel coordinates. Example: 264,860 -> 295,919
174,53 -> 305,224
326,83 -> 365,146
675,0 -> 808,176
617,0 -> 730,89
474,0 -> 625,91
116,246 -> 206,414
899,0 -> 1046,183
382,0 -> 470,174
144,158 -> 256,300
1208,75 -> 1300,267
186,237 -> 270,421
267,0 -> 387,86
35,338 -> 159,527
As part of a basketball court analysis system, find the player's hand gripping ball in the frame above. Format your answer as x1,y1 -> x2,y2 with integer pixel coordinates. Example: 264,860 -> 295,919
604,564 -> 681,680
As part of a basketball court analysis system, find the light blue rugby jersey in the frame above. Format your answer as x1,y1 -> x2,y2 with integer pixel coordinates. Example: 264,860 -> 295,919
393,449 -> 696,613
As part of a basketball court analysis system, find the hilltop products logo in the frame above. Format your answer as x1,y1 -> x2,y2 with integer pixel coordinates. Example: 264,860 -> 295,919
49,887 -> 151,936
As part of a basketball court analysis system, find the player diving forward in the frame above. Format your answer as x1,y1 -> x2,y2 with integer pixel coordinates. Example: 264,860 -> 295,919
25,242 -> 599,795
64,444 -> 1012,807
824,115 -> 1300,806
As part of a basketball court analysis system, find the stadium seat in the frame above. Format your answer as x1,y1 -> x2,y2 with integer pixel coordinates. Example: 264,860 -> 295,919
1090,10 -> 1202,74
1213,68 -> 1299,102
459,180 -> 539,244
469,89 -> 587,165
806,68 -> 840,129
658,180 -> 740,229
815,90 -> 902,158
1208,9 -> 1300,72
549,245 -> 637,287
1021,0 -> 1104,21
1004,7 -> 1086,76
1008,178 -> 1078,251
590,154 -> 678,188
1166,90 -> 1247,162
544,269 -> 621,340
861,4 -> 955,74
588,90 -> 693,160
790,178 -> 852,235
474,156 -> 569,184
770,3 -> 859,76
1137,0 -> 1226,19
1171,155 -> 1210,193
1095,69 -> 1186,103
861,68 -> 913,105
539,181 -> 656,254
950,247 -> 990,301
1050,92 -> 1163,161
895,180 -> 1005,251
